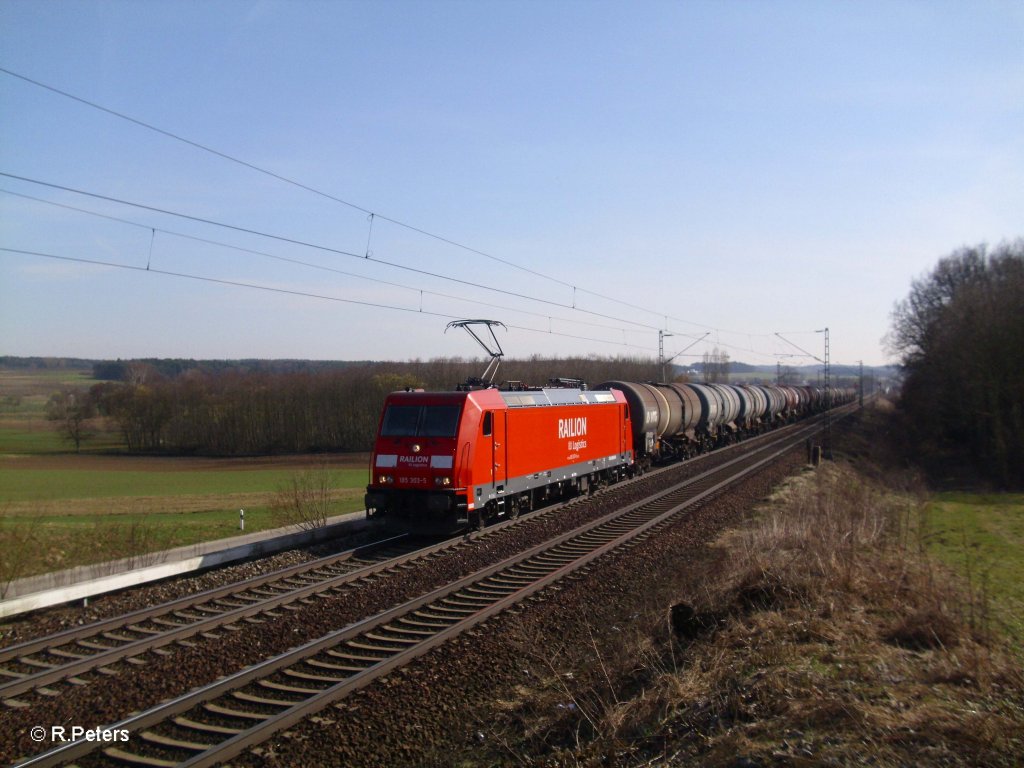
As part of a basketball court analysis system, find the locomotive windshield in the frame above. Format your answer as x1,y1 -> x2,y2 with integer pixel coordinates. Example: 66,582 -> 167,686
381,404 -> 461,438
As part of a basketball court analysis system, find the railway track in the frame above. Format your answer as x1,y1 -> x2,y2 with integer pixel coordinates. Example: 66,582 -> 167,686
1,406 -> 850,710
0,534 -> 449,703
16,415 -> 835,768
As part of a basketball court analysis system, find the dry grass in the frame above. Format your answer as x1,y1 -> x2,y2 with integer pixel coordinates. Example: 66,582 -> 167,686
481,458 -> 1024,766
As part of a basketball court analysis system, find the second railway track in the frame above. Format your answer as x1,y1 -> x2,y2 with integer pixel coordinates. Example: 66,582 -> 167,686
1,407 -> 841,708
14,413 -> 841,768
0,534 -> 450,702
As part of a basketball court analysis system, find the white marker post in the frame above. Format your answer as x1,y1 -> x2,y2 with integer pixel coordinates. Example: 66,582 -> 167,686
239,508 -> 245,531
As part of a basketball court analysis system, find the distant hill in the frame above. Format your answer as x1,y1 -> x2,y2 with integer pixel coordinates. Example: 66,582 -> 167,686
682,361 -> 897,385
1,356 -> 897,384
0,356 -> 97,370
0,357 -> 373,381
89,358 -> 375,381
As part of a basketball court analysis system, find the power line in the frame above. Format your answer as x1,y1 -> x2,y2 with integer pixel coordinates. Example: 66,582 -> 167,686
0,175 -> 789,362
0,187 -> 651,339
0,171 -> 662,333
1,68 -> 623,304
1,65 -> 801,344
0,246 -> 660,353
774,331 -> 826,364
0,176 -> 806,363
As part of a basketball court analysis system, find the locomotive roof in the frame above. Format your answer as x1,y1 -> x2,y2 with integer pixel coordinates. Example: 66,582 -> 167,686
385,387 -> 620,408
500,388 -> 618,408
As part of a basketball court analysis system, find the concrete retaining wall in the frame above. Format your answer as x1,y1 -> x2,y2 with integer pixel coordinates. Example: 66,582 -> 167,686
0,510 -> 371,619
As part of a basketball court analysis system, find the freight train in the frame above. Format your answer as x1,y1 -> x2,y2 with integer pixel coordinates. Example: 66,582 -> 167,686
364,379 -> 855,531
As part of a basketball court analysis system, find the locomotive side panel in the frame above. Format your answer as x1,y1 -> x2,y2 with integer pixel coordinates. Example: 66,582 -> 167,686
474,398 -> 631,507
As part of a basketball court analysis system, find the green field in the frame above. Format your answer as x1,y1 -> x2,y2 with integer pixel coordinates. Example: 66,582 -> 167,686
0,366 -> 373,584
0,464 -> 368,505
1,507 -> 279,580
0,457 -> 369,582
0,426 -> 76,454
922,492 -> 1024,644
0,457 -> 370,581
0,366 -> 122,455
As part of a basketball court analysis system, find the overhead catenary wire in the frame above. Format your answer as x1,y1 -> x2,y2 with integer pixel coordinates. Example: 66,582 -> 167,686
0,187 -> 656,340
0,67 -> 831,363
0,246 -> 661,353
0,191 -> 782,366
0,65 -> 781,340
0,171 -> 665,335
0,178 -> 785,361
0,69 -> 575,290
774,331 -> 826,364
0,185 -> 792,365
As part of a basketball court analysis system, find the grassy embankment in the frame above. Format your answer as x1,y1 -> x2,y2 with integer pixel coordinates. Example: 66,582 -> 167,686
472,402 -> 1024,766
0,367 -> 369,584
924,492 -> 1024,645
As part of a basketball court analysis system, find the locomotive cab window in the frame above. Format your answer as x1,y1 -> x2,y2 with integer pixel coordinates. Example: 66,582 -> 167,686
421,405 -> 461,436
482,411 -> 493,436
381,405 -> 461,437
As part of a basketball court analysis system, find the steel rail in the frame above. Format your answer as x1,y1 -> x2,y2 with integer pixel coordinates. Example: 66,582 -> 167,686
15,415 -> 838,768
0,460 -> 631,701
0,533 -> 415,663
0,534 -> 452,701
1,406 -> 852,706
0,406 -> 838,704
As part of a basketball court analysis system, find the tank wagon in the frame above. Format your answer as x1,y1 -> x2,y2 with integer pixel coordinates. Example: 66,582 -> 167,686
365,385 -> 633,530
597,381 -> 856,467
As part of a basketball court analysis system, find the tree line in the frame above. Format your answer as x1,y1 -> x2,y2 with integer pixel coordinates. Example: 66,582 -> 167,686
54,356 -> 660,455
888,239 -> 1024,488
89,358 -> 372,382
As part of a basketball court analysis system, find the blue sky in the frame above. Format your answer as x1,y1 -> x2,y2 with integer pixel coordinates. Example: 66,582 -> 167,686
1,0 -> 1021,368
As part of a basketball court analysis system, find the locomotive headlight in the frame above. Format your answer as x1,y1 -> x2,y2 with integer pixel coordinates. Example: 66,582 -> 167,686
434,476 -> 452,487
377,474 -> 393,485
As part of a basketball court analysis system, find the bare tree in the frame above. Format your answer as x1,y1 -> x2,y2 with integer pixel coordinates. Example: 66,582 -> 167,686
45,387 -> 95,452
0,505 -> 39,597
702,347 -> 730,384
270,465 -> 335,530
887,240 -> 1024,487
777,365 -> 799,386
87,355 -> 666,456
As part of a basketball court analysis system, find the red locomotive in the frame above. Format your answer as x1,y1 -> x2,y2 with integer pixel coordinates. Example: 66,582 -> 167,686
364,384 -> 634,530
364,321 -> 856,531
